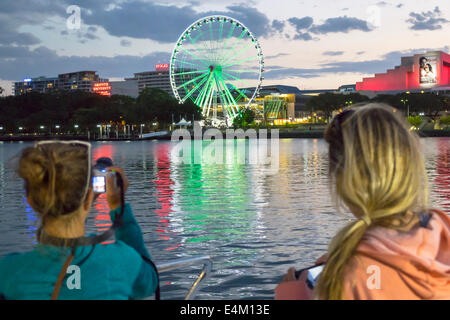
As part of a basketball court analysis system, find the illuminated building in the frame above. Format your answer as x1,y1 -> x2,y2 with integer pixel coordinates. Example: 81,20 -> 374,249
14,76 -> 59,95
129,64 -> 173,95
58,71 -> 108,92
237,85 -> 335,123
356,51 -> 450,94
14,71 -> 109,96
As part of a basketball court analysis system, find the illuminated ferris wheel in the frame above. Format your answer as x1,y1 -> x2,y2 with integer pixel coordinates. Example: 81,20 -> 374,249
170,15 -> 264,124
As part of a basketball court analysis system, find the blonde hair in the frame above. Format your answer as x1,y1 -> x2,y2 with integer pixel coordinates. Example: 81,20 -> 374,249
17,143 -> 90,226
316,103 -> 428,299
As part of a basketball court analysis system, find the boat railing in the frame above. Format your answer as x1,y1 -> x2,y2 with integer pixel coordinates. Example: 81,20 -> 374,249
154,256 -> 213,300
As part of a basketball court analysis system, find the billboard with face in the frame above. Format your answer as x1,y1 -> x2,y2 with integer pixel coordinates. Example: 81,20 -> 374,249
419,55 -> 438,86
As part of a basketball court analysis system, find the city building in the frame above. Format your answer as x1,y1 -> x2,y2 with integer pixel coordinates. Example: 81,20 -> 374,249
338,84 -> 357,93
14,71 -> 108,96
129,64 -> 173,95
110,79 -> 139,98
58,71 -> 108,92
356,51 -> 450,95
235,85 -> 337,124
14,76 -> 59,95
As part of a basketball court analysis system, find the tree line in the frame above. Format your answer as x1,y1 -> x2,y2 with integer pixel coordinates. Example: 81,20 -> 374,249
306,92 -> 449,122
0,88 -> 202,133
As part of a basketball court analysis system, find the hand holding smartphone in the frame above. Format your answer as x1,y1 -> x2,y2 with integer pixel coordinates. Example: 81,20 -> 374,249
294,263 -> 325,290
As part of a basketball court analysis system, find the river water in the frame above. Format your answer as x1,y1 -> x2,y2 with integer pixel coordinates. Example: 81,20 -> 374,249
0,138 -> 449,299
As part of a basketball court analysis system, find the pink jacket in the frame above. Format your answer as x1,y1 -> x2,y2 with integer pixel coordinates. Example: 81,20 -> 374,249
275,210 -> 450,300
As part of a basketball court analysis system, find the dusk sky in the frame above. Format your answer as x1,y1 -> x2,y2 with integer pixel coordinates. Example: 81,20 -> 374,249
0,0 -> 449,95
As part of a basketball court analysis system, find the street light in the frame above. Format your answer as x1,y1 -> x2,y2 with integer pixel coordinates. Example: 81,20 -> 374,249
401,98 -> 409,117
74,125 -> 79,129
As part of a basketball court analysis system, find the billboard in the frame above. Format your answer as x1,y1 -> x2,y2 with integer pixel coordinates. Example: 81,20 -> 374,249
156,64 -> 169,71
419,55 -> 438,86
92,82 -> 111,96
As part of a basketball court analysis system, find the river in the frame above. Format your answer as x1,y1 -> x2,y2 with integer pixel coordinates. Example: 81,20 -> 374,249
0,138 -> 448,299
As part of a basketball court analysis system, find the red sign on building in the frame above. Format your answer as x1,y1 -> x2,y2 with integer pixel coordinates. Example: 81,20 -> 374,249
156,64 -> 169,71
92,82 -> 112,96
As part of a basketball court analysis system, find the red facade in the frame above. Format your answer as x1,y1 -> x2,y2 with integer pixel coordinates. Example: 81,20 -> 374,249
356,51 -> 450,92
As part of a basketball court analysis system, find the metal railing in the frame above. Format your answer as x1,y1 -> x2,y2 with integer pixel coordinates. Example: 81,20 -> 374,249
155,256 -> 213,300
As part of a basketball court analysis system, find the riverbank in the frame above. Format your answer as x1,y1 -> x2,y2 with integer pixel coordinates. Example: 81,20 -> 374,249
1,129 -> 449,142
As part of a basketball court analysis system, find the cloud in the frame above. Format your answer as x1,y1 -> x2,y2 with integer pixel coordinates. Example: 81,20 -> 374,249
80,2 -> 276,43
120,39 -> 132,47
285,15 -> 372,41
323,51 -> 344,56
262,47 -> 450,80
287,17 -> 314,41
0,19 -> 41,46
265,53 -> 290,59
271,20 -> 285,33
288,17 -> 314,30
0,45 -> 171,80
309,16 -> 371,34
406,6 -> 449,31
376,1 -> 389,7
320,47 -> 450,74
83,32 -> 99,41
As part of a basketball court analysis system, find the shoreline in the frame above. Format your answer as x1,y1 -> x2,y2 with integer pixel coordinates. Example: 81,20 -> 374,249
1,129 -> 449,142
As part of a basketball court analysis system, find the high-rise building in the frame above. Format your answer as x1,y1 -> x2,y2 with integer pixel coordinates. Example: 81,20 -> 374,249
110,79 -> 139,98
14,71 -> 109,96
129,70 -> 172,95
14,76 -> 59,95
58,71 -> 108,92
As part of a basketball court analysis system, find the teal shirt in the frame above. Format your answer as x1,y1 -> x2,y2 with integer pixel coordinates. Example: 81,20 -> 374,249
0,203 -> 158,300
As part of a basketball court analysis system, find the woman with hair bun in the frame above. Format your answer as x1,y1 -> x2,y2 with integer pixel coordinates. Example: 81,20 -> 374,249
0,141 -> 158,300
275,104 -> 450,300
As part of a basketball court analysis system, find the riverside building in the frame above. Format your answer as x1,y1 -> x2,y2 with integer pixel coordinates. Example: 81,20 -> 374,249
14,71 -> 109,96
356,51 -> 450,96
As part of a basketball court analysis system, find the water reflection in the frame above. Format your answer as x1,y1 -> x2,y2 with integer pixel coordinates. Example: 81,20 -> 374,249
153,143 -> 180,252
434,138 -> 450,211
0,138 -> 449,299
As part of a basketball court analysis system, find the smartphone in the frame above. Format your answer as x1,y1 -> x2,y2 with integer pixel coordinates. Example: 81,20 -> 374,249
295,264 -> 324,290
93,175 -> 106,193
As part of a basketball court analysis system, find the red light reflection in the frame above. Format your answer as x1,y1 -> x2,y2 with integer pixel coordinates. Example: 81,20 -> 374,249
153,143 -> 181,251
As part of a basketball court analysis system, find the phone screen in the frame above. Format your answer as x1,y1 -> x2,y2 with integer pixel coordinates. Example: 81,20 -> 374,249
306,265 -> 324,289
93,176 -> 106,193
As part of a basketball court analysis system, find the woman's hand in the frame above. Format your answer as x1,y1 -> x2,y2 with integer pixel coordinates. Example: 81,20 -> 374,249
315,253 -> 327,265
106,167 -> 129,211
276,267 -> 313,300
281,267 -> 298,283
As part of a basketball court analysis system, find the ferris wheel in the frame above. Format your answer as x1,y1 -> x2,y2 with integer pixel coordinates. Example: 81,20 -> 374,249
170,15 -> 264,124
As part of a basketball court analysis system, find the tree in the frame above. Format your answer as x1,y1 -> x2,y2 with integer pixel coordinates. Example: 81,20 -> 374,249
136,88 -> 201,127
306,93 -> 345,122
233,108 -> 255,128
407,115 -> 423,129
0,86 -> 4,96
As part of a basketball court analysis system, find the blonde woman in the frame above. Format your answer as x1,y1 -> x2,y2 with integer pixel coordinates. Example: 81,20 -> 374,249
275,104 -> 450,300
0,141 -> 158,300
